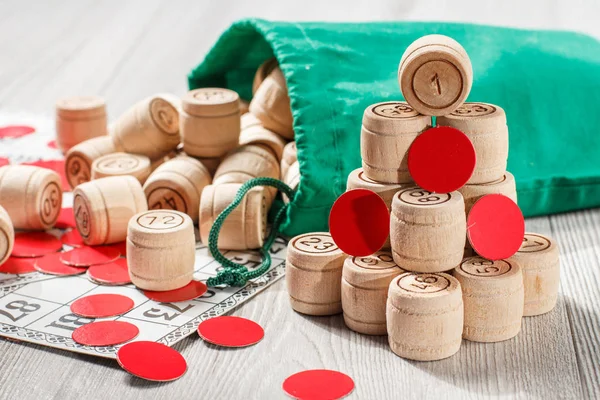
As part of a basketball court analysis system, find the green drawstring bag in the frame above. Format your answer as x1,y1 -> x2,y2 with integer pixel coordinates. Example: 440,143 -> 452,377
189,19 -> 600,237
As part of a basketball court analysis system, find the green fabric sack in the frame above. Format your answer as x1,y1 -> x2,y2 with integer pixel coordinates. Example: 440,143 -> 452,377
188,19 -> 600,237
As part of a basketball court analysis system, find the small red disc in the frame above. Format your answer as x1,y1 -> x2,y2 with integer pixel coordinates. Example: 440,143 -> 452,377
467,194 -> 525,260
61,230 -> 85,248
100,241 -> 127,256
408,126 -> 476,193
71,293 -> 134,318
198,316 -> 264,348
60,246 -> 120,267
0,157 -> 9,167
283,369 -> 355,400
23,159 -> 70,192
117,341 -> 187,382
142,280 -> 207,302
88,258 -> 131,285
0,125 -> 35,138
12,232 -> 62,258
0,257 -> 37,274
72,320 -> 139,346
34,253 -> 86,276
55,208 -> 76,229
329,189 -> 389,257
47,140 -> 58,149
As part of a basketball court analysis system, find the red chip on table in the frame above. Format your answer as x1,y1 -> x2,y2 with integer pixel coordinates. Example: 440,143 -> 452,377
328,189 -> 389,257
408,126 -> 476,193
71,293 -> 134,318
72,321 -> 139,347
282,369 -> 355,400
0,257 -> 37,274
55,207 -> 76,229
61,229 -> 85,248
467,194 -> 525,260
117,341 -> 187,382
88,258 -> 131,285
12,232 -> 62,257
47,140 -> 58,149
101,241 -> 127,256
0,125 -> 35,138
198,316 -> 264,348
0,157 -> 9,167
60,246 -> 120,267
34,252 -> 86,276
23,159 -> 70,192
143,280 -> 207,303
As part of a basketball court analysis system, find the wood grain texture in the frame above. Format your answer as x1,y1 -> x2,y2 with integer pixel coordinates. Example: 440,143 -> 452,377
0,1 -> 598,399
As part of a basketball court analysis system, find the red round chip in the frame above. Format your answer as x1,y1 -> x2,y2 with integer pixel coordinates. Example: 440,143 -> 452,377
23,159 -> 70,192
88,258 -> 131,285
0,157 -> 9,167
61,229 -> 85,248
0,257 -> 37,274
72,320 -> 139,346
34,252 -> 86,276
101,241 -> 127,257
408,126 -> 476,193
117,341 -> 187,382
55,208 -> 76,229
47,140 -> 58,149
143,280 -> 207,303
198,316 -> 264,347
283,369 -> 355,400
328,189 -> 389,257
0,125 -> 35,138
467,194 -> 525,260
60,246 -> 120,267
71,293 -> 134,318
12,232 -> 62,257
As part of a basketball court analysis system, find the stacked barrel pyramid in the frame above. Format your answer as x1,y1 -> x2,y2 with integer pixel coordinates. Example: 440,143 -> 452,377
285,34 -> 561,361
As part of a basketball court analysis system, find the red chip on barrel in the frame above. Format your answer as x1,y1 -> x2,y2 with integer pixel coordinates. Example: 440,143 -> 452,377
55,208 -> 76,229
467,194 -> 525,260
61,229 -> 85,248
283,369 -> 355,400
60,246 -> 120,267
328,189 -> 389,257
72,321 -> 139,346
0,125 -> 35,138
117,341 -> 187,382
0,257 -> 37,274
88,258 -> 131,285
71,293 -> 134,318
408,126 -> 476,193
143,280 -> 207,303
34,252 -> 86,276
198,316 -> 264,347
12,232 -> 62,257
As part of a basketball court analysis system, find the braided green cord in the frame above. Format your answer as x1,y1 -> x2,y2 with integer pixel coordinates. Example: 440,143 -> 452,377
206,177 -> 295,287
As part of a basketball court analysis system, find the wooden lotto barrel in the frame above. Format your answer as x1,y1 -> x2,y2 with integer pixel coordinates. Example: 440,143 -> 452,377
280,141 -> 297,181
252,58 -> 279,94
285,232 -> 346,316
91,152 -> 151,184
181,88 -> 240,158
453,257 -> 524,342
199,184 -> 266,251
361,101 -> 431,183
127,210 -> 195,291
111,94 -> 180,160
73,176 -> 148,245
282,160 -> 301,204
346,167 -> 406,249
341,252 -> 405,335
65,136 -> 117,189
387,272 -> 463,361
239,122 -> 287,162
0,165 -> 62,230
438,102 -> 508,184
509,233 -> 560,316
55,96 -> 107,153
390,187 -> 466,272
398,34 -> 472,116
195,156 -> 221,177
458,172 -> 517,215
250,66 -> 294,139
143,155 -> 212,224
213,144 -> 280,207
0,206 -> 14,265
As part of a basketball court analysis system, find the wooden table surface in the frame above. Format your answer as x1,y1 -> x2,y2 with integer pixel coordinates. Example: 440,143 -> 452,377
0,1 -> 598,399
